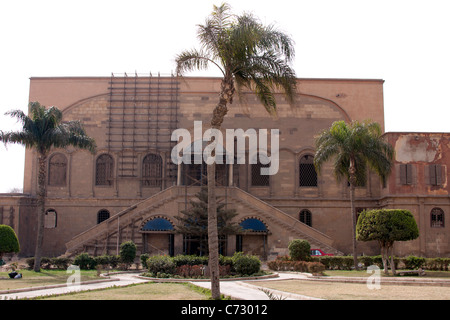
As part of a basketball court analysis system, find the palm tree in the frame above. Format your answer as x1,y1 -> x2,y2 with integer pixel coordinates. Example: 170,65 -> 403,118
0,102 -> 96,271
313,120 -> 394,269
175,3 -> 297,299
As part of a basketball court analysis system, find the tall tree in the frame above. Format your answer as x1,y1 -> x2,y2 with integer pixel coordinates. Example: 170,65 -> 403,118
175,3 -> 297,299
314,120 -> 394,269
175,187 -> 241,256
0,102 -> 96,271
356,209 -> 419,275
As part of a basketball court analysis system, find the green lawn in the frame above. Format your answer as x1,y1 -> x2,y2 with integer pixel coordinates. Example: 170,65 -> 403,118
0,269 -> 101,291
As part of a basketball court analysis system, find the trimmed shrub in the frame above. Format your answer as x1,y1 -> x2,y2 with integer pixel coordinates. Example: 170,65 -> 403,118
173,254 -> 208,267
403,255 -> 426,269
146,255 -> 176,275
288,239 -> 311,261
140,253 -> 150,269
119,241 -> 137,267
0,225 -> 20,257
74,253 -> 97,270
232,252 -> 261,276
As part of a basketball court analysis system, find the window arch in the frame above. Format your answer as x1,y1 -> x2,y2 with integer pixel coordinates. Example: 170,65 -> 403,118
48,153 -> 67,186
299,154 -> 317,187
97,209 -> 110,224
431,207 -> 445,228
142,153 -> 163,187
299,209 -> 312,227
96,154 -> 114,186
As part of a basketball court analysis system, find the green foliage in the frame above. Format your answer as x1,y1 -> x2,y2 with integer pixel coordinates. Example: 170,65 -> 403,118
356,209 -> 419,244
173,254 -> 209,267
119,241 -> 137,265
404,255 -> 426,269
231,252 -> 261,276
288,239 -> 311,261
73,252 -> 97,270
267,256 -> 325,274
314,120 -> 394,186
0,224 -> 20,256
146,255 -> 177,275
140,253 -> 150,269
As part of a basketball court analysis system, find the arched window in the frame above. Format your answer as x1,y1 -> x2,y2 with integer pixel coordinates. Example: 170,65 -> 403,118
142,153 -> 163,187
48,153 -> 67,186
239,218 -> 268,233
299,154 -> 317,187
142,217 -> 174,231
251,155 -> 270,186
45,209 -> 57,228
97,209 -> 110,224
299,209 -> 312,227
96,154 -> 114,186
431,208 -> 445,228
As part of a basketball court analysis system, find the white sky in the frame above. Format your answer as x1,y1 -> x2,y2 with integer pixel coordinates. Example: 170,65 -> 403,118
0,0 -> 449,193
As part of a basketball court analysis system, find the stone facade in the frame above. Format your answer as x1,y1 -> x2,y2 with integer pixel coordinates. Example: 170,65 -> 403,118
1,75 -> 448,259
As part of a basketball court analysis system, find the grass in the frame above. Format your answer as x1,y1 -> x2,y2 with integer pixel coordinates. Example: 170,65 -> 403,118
0,269 -> 102,291
38,282 -> 211,300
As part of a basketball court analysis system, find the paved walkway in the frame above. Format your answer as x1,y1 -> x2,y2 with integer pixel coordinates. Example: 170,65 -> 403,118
1,271 -> 449,300
0,272 -> 319,300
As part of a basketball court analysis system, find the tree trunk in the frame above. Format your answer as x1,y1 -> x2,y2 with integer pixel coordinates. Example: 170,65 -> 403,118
348,159 -> 358,270
380,244 -> 389,275
388,243 -> 396,275
34,153 -> 47,272
207,162 -> 220,299
207,77 -> 233,300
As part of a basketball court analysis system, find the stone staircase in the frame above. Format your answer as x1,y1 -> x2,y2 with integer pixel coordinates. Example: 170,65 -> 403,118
65,186 -> 343,258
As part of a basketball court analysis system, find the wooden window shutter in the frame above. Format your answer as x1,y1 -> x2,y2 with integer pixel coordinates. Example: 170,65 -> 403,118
430,164 -> 443,186
400,164 -> 412,185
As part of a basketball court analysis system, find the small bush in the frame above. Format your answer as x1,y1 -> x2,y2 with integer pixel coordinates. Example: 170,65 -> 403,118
147,255 -> 176,276
173,254 -> 208,267
288,239 -> 311,261
232,252 -> 261,276
403,255 -> 426,269
140,253 -> 150,269
119,241 -> 137,267
73,253 -> 97,270
0,225 -> 20,256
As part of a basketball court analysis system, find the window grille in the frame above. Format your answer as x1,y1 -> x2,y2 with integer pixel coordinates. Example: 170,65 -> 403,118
251,161 -> 270,186
299,209 -> 312,227
96,154 -> 114,186
142,154 -> 162,187
48,153 -> 67,186
299,155 -> 317,187
431,208 -> 445,228
97,209 -> 110,224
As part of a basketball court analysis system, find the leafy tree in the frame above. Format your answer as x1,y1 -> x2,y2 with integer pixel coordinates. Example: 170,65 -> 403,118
120,241 -> 137,269
356,209 -> 419,275
175,187 -> 241,255
0,225 -> 20,259
175,3 -> 297,299
314,120 -> 394,269
0,102 -> 96,271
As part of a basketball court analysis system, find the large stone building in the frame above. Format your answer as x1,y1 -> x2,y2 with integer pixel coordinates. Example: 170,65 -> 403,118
0,74 -> 448,259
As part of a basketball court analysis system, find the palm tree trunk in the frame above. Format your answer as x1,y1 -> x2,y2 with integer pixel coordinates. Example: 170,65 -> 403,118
207,162 -> 220,299
207,77 -> 233,300
34,153 -> 47,272
348,158 -> 359,270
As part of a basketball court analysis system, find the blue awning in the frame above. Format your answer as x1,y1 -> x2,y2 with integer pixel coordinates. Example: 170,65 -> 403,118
239,218 -> 267,232
142,218 -> 174,231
